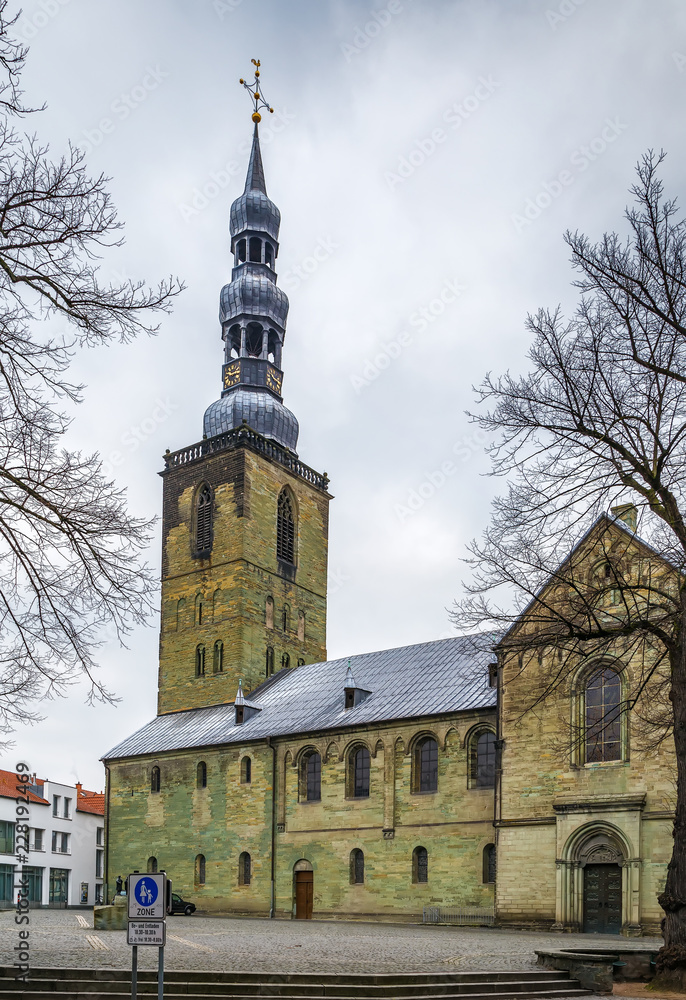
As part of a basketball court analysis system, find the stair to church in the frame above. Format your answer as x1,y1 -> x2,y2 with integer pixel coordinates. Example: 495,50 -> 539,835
0,967 -> 593,1000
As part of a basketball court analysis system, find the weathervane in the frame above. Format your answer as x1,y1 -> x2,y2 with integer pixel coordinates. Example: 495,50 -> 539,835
239,59 -> 274,124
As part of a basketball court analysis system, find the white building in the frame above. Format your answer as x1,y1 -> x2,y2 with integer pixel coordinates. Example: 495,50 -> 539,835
0,768 -> 104,908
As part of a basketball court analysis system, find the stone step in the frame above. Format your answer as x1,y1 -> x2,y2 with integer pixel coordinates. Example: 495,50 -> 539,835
0,982 -> 586,999
0,990 -> 595,1000
0,971 -> 571,987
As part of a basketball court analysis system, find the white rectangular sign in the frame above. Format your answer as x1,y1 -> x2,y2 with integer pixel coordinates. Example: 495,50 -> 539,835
127,873 -> 166,920
127,920 -> 166,947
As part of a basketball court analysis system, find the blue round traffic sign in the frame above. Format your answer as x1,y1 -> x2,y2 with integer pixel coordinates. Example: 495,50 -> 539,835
133,877 -> 158,908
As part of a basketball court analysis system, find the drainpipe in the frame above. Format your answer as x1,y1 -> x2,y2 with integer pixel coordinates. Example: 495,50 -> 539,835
267,738 -> 276,918
104,766 -> 111,904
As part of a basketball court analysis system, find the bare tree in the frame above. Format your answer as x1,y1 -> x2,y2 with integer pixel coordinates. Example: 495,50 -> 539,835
0,3 -> 182,738
452,151 -> 686,987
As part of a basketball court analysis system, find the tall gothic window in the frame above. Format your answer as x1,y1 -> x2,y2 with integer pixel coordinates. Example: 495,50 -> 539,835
350,849 -> 364,884
277,489 -> 295,565
483,844 -> 496,884
238,851 -> 251,886
196,484 -> 213,555
475,731 -> 496,788
585,666 -> 622,762
301,751 -> 321,802
413,846 -> 428,883
195,854 -> 206,885
351,746 -> 370,798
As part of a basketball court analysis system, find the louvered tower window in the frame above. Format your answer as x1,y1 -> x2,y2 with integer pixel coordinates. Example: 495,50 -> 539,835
196,485 -> 213,554
277,489 -> 295,564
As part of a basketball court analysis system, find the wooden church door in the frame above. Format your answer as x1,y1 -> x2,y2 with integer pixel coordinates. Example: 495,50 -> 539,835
583,864 -> 622,933
295,870 -> 313,919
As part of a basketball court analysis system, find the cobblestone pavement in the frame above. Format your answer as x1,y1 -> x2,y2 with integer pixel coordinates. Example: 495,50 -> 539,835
0,908 -> 664,990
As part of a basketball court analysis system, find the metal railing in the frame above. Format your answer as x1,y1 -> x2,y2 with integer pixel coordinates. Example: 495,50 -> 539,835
163,423 -> 330,493
423,905 -> 495,925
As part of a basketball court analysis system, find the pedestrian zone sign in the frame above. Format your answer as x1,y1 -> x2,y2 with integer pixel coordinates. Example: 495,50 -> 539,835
127,873 -> 166,920
127,920 -> 166,947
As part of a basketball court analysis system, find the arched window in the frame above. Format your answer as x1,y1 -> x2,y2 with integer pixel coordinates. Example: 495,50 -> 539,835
195,644 -> 206,677
195,484 -> 212,555
176,598 -> 186,631
301,751 -> 321,801
265,646 -> 274,677
195,854 -> 206,886
349,746 -> 370,798
413,846 -> 428,883
282,652 -> 290,670
249,237 -> 261,263
277,489 -> 295,565
150,767 -> 160,794
585,666 -> 622,763
241,756 -> 252,784
414,737 -> 438,793
483,843 -> 496,884
265,242 -> 274,268
213,641 -> 223,674
238,851 -> 251,885
237,238 -> 246,263
476,731 -> 496,787
147,856 -> 157,874
197,761 -> 207,789
350,848 -> 364,884
265,596 -> 274,630
195,594 -> 204,626
282,604 -> 290,633
297,657 -> 305,667
298,611 -> 305,642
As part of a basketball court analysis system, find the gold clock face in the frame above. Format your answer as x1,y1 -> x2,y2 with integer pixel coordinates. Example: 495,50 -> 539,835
223,361 -> 241,389
266,365 -> 283,393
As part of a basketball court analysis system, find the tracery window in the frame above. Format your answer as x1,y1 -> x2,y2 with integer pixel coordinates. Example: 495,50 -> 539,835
585,666 -> 622,763
350,848 -> 364,885
150,767 -> 160,793
277,489 -> 295,565
414,737 -> 438,793
195,484 -> 213,555
238,851 -> 251,885
412,846 -> 428,884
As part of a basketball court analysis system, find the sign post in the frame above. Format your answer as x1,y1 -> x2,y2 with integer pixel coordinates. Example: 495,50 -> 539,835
126,873 -> 170,1000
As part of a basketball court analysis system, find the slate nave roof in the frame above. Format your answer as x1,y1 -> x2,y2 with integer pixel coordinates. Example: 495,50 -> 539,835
102,633 -> 498,761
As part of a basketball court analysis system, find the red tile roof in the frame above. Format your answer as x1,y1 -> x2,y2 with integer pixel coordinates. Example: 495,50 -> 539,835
76,785 -> 105,816
0,768 -> 48,804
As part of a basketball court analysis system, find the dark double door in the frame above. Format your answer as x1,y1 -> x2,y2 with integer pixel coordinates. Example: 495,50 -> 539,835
295,871 -> 313,919
583,864 -> 622,934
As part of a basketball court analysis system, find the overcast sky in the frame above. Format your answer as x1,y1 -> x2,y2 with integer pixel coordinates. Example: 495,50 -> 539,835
2,0 -> 685,789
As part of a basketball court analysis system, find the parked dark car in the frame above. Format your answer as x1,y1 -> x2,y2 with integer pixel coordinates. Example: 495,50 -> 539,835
170,892 -> 196,916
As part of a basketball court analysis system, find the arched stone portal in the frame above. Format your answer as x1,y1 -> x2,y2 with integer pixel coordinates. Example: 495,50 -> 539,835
553,822 -> 641,936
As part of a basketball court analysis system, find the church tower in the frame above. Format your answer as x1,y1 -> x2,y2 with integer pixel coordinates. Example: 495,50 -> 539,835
157,93 -> 330,715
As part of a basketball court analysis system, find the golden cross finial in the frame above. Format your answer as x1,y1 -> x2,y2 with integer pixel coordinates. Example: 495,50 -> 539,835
239,58 -> 274,125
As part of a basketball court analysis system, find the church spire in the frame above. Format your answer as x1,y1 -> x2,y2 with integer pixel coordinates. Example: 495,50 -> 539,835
203,62 -> 299,455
